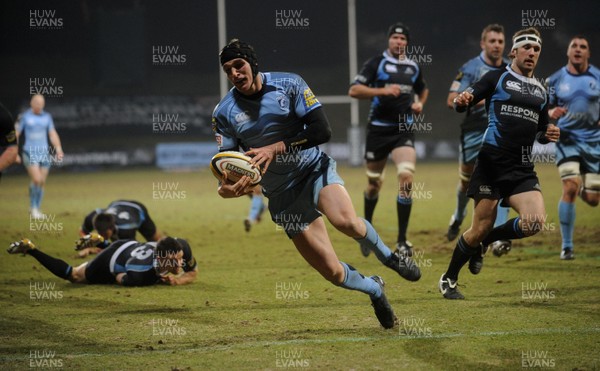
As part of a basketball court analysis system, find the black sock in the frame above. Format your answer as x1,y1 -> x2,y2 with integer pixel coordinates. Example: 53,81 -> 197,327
397,196 -> 412,242
482,217 -> 525,246
28,249 -> 72,280
444,235 -> 477,281
364,192 -> 378,223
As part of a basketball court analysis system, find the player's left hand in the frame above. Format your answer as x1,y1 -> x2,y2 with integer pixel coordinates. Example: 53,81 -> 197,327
246,141 -> 285,174
411,102 -> 423,114
545,124 -> 560,142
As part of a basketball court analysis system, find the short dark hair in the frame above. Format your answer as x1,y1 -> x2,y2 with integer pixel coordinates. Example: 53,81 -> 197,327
481,24 -> 504,41
92,213 -> 116,236
570,35 -> 590,50
155,237 -> 183,257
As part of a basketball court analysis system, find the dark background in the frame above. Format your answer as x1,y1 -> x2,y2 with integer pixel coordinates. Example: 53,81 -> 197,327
1,0 -> 598,160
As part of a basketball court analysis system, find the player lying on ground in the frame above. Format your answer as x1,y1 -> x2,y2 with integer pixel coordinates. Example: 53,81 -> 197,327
76,199 -> 163,257
213,39 -> 421,329
439,27 -> 560,299
8,236 -> 197,286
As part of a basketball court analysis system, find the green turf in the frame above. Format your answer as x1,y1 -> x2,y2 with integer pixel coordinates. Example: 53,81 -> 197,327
0,163 -> 598,370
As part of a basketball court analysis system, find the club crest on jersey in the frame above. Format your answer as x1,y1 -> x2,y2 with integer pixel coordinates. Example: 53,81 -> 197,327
235,111 -> 251,124
276,94 -> 289,110
385,64 -> 398,73
118,211 -> 131,220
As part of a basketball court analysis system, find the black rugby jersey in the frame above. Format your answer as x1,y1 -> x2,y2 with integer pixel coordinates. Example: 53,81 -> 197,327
463,66 -> 549,156
352,50 -> 427,126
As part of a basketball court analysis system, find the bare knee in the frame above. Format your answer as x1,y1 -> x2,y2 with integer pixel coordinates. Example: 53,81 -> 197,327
562,179 -> 580,202
366,180 -> 381,197
331,215 -> 363,237
465,220 -> 494,245
520,213 -> 546,237
583,195 -> 600,207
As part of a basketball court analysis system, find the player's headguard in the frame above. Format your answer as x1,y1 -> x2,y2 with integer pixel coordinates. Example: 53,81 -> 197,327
511,33 -> 542,51
387,22 -> 410,41
219,39 -> 259,77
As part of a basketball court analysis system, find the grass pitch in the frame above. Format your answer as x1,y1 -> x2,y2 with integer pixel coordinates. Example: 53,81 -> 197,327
0,162 -> 598,370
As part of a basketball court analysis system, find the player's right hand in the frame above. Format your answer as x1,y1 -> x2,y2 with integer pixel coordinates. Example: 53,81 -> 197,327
453,91 -> 474,107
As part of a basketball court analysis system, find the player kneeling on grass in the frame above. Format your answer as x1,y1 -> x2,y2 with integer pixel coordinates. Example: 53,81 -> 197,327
75,200 -> 163,258
7,236 -> 197,286
439,28 -> 560,299
213,39 -> 421,329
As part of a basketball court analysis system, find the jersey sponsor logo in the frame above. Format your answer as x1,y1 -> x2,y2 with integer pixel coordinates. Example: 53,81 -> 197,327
303,88 -> 318,109
506,80 -> 522,92
235,111 -> 251,124
500,104 -> 539,123
276,94 -> 289,110
5,130 -> 16,143
215,133 -> 223,148
479,185 -> 492,195
385,64 -> 398,73
404,67 -> 415,75
450,81 -> 461,92
211,117 -> 217,132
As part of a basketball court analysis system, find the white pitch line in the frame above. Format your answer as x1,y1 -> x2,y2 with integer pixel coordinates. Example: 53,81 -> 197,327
2,327 -> 599,361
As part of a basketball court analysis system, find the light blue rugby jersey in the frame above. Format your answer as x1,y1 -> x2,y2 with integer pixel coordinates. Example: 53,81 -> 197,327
546,65 -> 600,142
449,52 -> 508,131
18,109 -> 55,152
212,72 -> 323,197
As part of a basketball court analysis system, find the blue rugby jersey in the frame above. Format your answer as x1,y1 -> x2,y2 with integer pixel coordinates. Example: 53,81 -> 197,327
546,65 -> 600,142
449,52 -> 508,131
466,66 -> 549,156
18,109 -> 54,153
212,72 -> 323,197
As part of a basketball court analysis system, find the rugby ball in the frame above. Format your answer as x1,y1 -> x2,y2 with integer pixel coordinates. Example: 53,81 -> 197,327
210,151 -> 262,185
